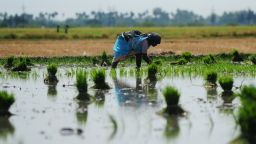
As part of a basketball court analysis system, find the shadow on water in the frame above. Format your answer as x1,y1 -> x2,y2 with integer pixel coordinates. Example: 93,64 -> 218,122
164,116 -> 180,140
0,116 -> 15,141
112,70 -> 158,107
94,90 -> 105,108
206,87 -> 217,99
47,85 -> 57,97
76,101 -> 89,125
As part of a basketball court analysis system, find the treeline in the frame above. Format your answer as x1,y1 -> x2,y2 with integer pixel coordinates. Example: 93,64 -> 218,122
0,8 -> 256,27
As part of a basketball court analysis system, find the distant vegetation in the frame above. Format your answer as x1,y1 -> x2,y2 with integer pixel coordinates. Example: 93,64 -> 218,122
0,26 -> 256,40
0,8 -> 256,27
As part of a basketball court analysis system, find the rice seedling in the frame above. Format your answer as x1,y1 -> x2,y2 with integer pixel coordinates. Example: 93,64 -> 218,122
12,59 -> 30,72
203,54 -> 216,64
91,69 -> 110,89
0,91 -> 15,115
44,64 -> 58,84
24,57 -> 33,66
100,51 -> 110,66
181,51 -> 192,62
237,85 -> 256,143
249,54 -> 256,64
110,68 -> 117,79
129,68 -> 135,77
147,63 -> 158,81
231,49 -> 243,62
76,70 -> 88,93
119,67 -> 127,77
91,57 -> 99,65
204,71 -> 217,86
218,76 -> 233,92
162,86 -> 184,115
4,56 -> 15,68
170,58 -> 188,65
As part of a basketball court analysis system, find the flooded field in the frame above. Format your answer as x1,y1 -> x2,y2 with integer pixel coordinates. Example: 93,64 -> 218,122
0,66 -> 255,144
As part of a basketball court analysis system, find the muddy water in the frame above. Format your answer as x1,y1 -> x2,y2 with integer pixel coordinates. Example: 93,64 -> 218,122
0,67 -> 255,144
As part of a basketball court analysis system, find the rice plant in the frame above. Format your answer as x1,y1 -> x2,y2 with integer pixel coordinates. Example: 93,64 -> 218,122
76,70 -> 88,93
163,86 -> 180,106
0,91 -> 15,115
44,64 -> 58,84
238,85 -> 256,143
249,54 -> 256,65
147,63 -> 158,81
162,86 -> 184,115
204,71 -> 217,85
24,57 -> 33,66
203,54 -> 216,64
170,58 -> 188,65
110,68 -> 117,79
231,49 -> 243,62
181,51 -> 192,62
12,59 -> 30,72
91,69 -> 110,89
4,56 -> 15,68
100,51 -> 110,66
218,76 -> 233,92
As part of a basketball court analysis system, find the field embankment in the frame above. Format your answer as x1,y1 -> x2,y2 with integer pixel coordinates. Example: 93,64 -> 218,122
0,26 -> 256,57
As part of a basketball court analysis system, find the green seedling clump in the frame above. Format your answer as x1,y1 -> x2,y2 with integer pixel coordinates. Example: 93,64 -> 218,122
204,71 -> 217,85
170,58 -> 188,65
249,54 -> 256,65
219,76 -> 235,102
238,85 -> 256,143
12,59 -> 30,72
218,76 -> 233,92
44,64 -> 58,84
0,91 -> 15,115
231,49 -> 243,62
203,54 -> 216,64
181,51 -> 192,62
91,69 -> 110,89
24,57 -> 33,66
91,57 -> 99,65
162,86 -> 184,115
147,63 -> 158,81
4,56 -> 15,68
100,51 -> 110,66
76,71 -> 88,93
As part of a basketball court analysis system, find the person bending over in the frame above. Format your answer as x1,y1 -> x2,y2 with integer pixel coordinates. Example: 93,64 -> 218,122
111,30 -> 161,68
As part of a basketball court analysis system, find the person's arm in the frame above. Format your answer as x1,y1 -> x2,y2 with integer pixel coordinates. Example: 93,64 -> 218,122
135,54 -> 142,68
111,61 -> 119,68
141,40 -> 152,64
142,53 -> 151,64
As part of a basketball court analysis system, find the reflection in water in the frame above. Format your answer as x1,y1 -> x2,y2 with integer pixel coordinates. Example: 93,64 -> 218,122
94,90 -> 105,107
206,87 -> 217,101
164,116 -> 179,139
76,101 -> 88,125
47,85 -> 57,97
113,70 -> 158,106
0,117 -> 15,141
221,91 -> 235,104
10,72 -> 30,80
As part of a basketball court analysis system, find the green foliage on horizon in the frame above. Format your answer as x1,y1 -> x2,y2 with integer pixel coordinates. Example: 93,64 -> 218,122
0,26 -> 256,40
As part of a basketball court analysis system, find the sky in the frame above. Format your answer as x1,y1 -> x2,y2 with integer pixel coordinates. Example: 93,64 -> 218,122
1,0 -> 256,19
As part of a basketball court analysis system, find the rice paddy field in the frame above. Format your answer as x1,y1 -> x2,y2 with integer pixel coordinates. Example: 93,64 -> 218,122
0,26 -> 256,144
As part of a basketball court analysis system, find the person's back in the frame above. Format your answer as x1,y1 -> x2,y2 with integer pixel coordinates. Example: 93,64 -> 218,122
111,30 -> 161,68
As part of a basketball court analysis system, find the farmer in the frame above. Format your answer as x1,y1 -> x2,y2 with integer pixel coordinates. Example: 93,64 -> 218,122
111,30 -> 161,68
